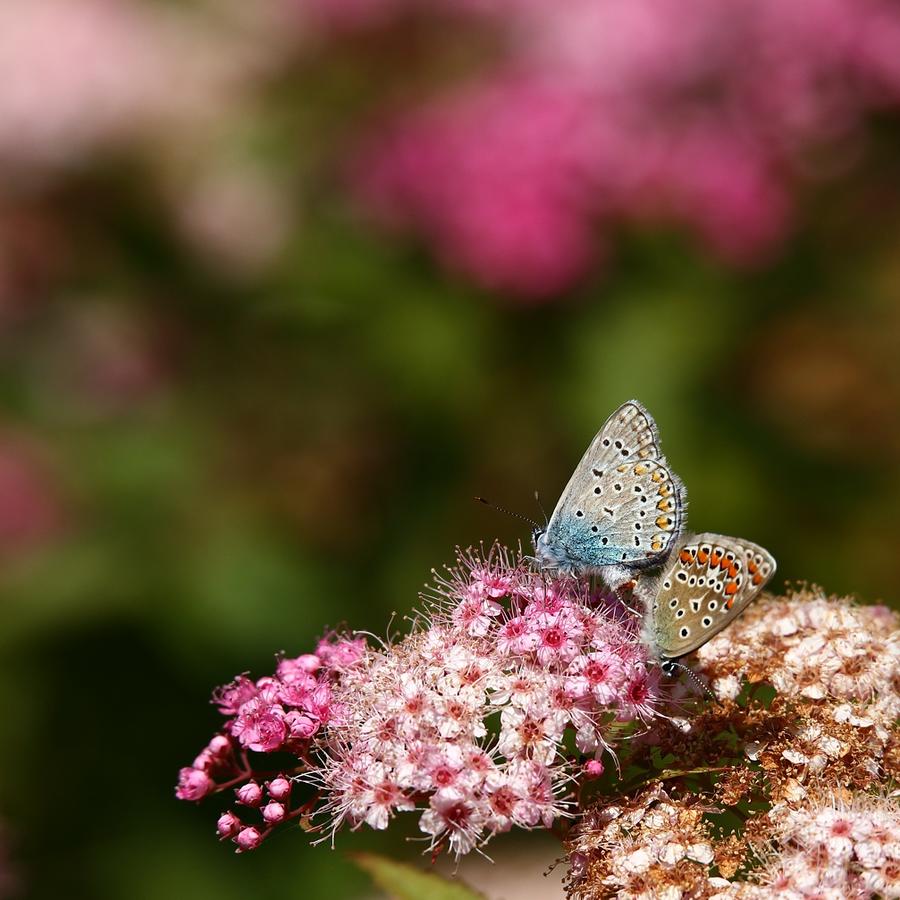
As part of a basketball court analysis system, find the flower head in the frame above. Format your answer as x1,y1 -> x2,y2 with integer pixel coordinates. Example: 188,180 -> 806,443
176,544 -> 663,856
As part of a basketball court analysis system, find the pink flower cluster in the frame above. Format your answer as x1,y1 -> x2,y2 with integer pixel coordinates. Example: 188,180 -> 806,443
0,0 -> 264,175
0,436 -> 63,555
176,546 -> 663,856
347,0 -> 900,298
175,632 -> 365,851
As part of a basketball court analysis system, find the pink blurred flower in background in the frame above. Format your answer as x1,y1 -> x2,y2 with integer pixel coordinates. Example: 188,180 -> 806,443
347,0 -> 900,299
4,0 -> 900,298
0,0 -> 262,174
0,0 -> 293,273
0,435 -> 64,556
353,80 -> 605,299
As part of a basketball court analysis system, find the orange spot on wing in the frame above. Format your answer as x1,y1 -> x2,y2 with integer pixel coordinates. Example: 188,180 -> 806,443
679,550 -> 693,564
725,597 -> 735,610
697,549 -> 709,564
747,561 -> 758,574
710,551 -> 722,568
752,573 -> 763,586
728,563 -> 739,579
724,582 -> 738,596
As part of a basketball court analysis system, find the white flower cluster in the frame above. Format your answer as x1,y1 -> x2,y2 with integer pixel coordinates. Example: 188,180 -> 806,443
738,793 -> 900,899
697,593 -> 900,739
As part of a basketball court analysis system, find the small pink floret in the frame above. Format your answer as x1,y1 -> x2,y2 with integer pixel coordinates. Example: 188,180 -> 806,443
231,698 -> 287,752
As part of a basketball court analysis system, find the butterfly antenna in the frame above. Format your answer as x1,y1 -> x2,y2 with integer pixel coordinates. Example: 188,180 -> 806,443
534,490 -> 549,525
666,661 -> 717,702
474,497 -> 541,530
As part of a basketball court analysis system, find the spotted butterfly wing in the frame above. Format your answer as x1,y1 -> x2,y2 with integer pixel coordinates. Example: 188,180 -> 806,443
535,401 -> 686,572
647,532 -> 776,660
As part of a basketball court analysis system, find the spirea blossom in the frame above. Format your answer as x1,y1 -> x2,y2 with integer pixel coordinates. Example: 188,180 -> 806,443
695,589 -> 900,785
697,590 -> 900,711
565,783 -> 724,900
175,545 -> 664,855
745,793 -> 900,899
565,590 -> 900,899
566,787 -> 900,900
178,544 -> 900,896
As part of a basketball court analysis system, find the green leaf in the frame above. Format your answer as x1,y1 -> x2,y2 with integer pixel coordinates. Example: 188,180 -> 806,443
350,852 -> 487,900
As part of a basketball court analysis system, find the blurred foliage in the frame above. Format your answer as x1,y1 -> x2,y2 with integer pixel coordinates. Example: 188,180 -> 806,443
351,853 -> 486,900
0,1 -> 899,898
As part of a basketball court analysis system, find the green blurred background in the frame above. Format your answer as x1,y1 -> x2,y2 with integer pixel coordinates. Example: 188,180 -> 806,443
1,1 -> 900,897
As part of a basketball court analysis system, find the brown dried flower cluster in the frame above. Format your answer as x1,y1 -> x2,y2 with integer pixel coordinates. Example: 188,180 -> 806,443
567,785 -> 900,899
696,588 -> 900,798
566,783 -> 727,899
565,590 -> 900,899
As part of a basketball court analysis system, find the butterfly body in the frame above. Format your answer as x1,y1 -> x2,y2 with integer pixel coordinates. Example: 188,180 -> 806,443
642,532 -> 776,662
534,400 -> 685,577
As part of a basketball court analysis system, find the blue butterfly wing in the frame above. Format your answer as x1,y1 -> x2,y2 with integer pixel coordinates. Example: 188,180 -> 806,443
542,401 -> 686,571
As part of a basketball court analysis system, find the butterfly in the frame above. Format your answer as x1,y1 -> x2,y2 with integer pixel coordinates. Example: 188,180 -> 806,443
641,532 -> 776,672
533,400 -> 686,582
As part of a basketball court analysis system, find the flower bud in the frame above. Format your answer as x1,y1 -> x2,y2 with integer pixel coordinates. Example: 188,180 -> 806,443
584,759 -> 604,779
216,811 -> 241,837
235,827 -> 263,852
192,749 -> 215,771
208,735 -> 231,756
236,781 -> 263,807
262,801 -> 286,825
267,776 -> 292,801
176,766 -> 214,801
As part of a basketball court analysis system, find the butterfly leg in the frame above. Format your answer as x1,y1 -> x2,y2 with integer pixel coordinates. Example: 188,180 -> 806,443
630,571 -> 662,615
599,565 -> 660,612
597,564 -> 636,594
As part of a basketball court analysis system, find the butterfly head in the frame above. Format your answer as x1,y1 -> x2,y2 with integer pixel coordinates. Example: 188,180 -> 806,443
532,526 -> 569,570
660,659 -> 679,677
